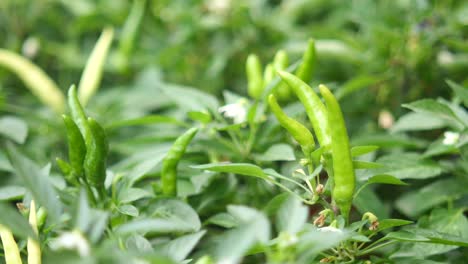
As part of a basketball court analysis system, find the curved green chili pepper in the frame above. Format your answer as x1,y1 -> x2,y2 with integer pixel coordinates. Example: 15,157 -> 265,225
273,50 -> 293,101
246,54 -> 264,99
84,117 -> 109,188
268,94 -> 315,156
161,128 -> 199,196
295,39 -> 316,83
277,71 -> 331,148
67,85 -> 92,146
319,84 -> 355,221
62,114 -> 86,179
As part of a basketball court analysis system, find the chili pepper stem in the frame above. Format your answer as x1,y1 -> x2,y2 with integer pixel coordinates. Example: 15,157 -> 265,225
81,177 -> 97,206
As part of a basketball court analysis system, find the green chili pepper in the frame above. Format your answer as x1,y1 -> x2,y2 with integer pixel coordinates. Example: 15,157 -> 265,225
161,128 -> 199,196
246,54 -> 264,99
62,114 -> 86,179
84,117 -> 109,188
318,84 -> 355,222
263,63 -> 275,87
67,85 -> 91,146
56,158 -> 72,178
295,39 -> 316,83
277,71 -> 331,148
0,224 -> 22,264
268,94 -> 315,156
273,50 -> 293,101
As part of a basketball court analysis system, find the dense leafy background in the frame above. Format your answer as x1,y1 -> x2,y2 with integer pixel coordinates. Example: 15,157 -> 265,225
0,0 -> 467,263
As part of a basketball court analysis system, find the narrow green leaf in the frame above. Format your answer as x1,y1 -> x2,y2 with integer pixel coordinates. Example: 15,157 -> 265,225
116,199 -> 200,234
0,116 -> 28,143
0,202 -> 35,239
353,161 -> 383,169
391,112 -> 449,133
276,194 -> 308,234
192,163 -> 267,179
253,144 -> 296,161
403,99 -> 464,129
107,115 -> 184,129
336,75 -> 382,100
447,80 -> 468,107
351,145 -> 379,157
157,231 -> 206,262
6,143 -> 62,222
0,186 -> 25,201
367,174 -> 408,186
377,219 -> 413,232
396,178 -> 468,217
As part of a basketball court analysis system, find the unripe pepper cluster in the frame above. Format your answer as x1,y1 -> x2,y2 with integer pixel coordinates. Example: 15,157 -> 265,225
246,39 -> 356,222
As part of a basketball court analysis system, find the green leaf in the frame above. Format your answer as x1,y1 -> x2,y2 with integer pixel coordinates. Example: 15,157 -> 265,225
6,143 -> 62,222
116,199 -> 200,234
88,210 -> 109,243
0,116 -> 28,144
391,112 -> 449,133
351,145 -> 379,157
390,209 -> 468,258
360,153 -> 442,180
125,235 -> 152,253
336,75 -> 382,100
253,144 -> 296,161
205,213 -> 238,228
161,83 -> 219,112
212,206 -> 270,263
276,194 -> 308,234
402,99 -> 464,130
188,111 -> 212,124
447,80 -> 468,107
0,202 -> 36,239
353,160 -> 383,169
157,231 -> 206,262
296,226 -> 350,260
367,174 -> 408,186
377,219 -> 413,232
118,145 -> 171,184
107,115 -> 184,129
74,189 -> 91,233
423,140 -> 459,158
117,204 -> 139,217
0,152 -> 13,172
0,186 -> 25,201
396,178 -> 468,217
352,133 -> 427,149
118,187 -> 154,204
192,163 -> 267,179
354,186 -> 389,219
384,230 -> 430,243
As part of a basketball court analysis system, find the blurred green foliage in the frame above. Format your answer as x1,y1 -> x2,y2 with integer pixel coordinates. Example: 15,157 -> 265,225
1,0 -> 466,103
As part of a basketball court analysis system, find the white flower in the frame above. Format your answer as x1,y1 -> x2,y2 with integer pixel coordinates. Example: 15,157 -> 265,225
22,37 -> 40,59
378,110 -> 394,129
206,0 -> 231,14
437,50 -> 455,66
218,99 -> 247,124
442,131 -> 459,145
49,230 -> 90,257
318,226 -> 343,233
